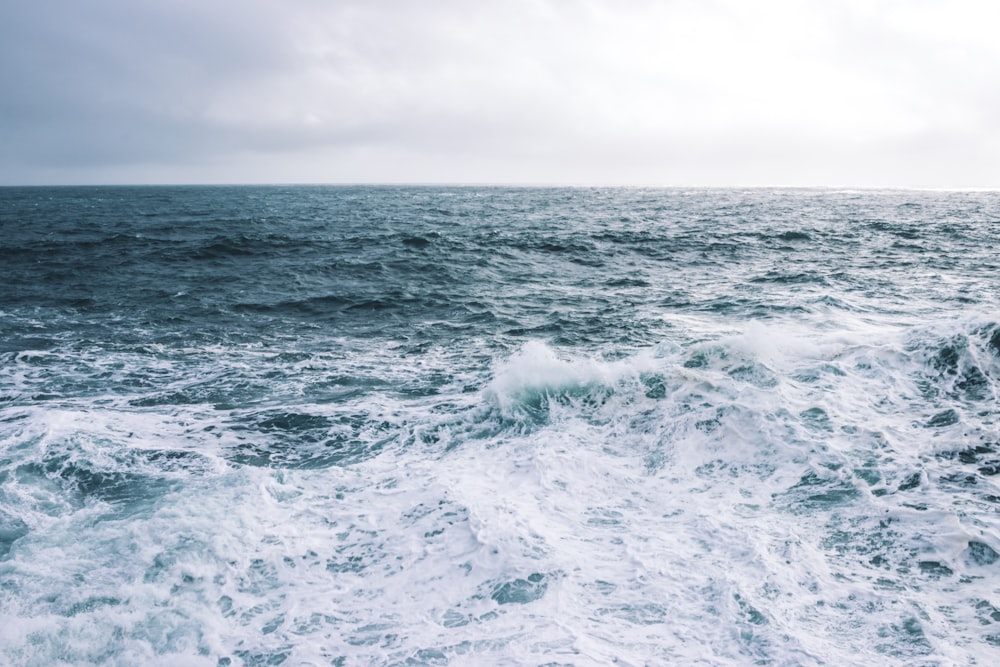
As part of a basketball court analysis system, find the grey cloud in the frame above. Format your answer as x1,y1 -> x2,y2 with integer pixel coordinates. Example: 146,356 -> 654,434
2,0 -> 999,185
1,1 -> 302,165
3,1 -> 569,171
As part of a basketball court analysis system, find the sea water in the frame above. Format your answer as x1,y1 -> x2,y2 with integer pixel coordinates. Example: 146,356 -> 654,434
1,186 -> 999,665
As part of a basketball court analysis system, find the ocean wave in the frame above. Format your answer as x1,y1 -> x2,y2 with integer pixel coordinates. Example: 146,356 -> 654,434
3,187 -> 1000,664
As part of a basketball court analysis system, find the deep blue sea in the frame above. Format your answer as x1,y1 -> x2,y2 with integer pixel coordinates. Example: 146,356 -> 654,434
2,186 -> 1000,665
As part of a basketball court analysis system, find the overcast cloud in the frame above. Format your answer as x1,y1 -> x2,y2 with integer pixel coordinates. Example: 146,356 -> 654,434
1,0 -> 998,186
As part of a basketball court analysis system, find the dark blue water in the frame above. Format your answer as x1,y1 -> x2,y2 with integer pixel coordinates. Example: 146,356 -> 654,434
2,186 -> 1000,665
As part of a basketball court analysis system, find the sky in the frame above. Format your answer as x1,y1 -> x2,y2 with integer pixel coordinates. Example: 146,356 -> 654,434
1,0 -> 998,187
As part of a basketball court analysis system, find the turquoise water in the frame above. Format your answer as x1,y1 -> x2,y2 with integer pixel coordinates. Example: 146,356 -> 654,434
2,186 -> 1000,665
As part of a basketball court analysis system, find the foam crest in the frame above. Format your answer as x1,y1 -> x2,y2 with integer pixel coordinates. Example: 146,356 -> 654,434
727,321 -> 826,368
484,341 -> 635,415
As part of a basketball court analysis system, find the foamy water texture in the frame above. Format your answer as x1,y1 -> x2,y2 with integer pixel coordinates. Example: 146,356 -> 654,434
2,186 -> 1000,665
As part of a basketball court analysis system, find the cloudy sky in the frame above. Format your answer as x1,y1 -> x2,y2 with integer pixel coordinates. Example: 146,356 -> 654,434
1,0 -> 998,186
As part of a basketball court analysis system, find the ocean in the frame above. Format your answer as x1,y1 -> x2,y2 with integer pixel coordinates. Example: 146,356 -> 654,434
1,185 -> 999,665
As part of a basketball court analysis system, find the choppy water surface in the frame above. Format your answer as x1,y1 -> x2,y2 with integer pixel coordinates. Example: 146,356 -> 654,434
2,186 -> 1000,665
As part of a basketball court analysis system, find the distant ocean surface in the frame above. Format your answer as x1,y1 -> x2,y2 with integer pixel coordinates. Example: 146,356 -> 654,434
3,185 -> 1000,666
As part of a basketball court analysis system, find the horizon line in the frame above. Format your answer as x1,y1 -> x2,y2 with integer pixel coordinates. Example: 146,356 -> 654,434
2,182 -> 999,192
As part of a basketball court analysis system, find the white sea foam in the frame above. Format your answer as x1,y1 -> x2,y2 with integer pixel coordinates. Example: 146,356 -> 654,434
4,317 -> 1000,665
4,180 -> 1000,667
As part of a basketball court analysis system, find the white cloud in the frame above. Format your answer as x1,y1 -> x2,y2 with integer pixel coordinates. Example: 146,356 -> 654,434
1,0 -> 998,185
